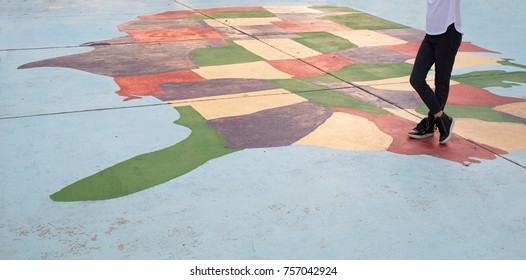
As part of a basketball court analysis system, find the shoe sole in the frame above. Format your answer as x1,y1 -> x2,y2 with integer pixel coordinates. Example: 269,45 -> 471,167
439,118 -> 455,144
408,132 -> 434,139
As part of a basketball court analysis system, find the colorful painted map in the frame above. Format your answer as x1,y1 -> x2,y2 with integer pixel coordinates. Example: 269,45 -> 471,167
19,6 -> 526,202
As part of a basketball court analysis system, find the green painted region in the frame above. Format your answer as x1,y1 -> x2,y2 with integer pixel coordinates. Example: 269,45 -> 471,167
416,104 -> 522,123
323,12 -> 406,30
271,78 -> 389,114
311,6 -> 359,13
498,59 -> 526,70
452,70 -> 526,88
330,63 -> 413,82
192,40 -> 264,67
190,10 -> 275,20
293,32 -> 357,53
50,106 -> 241,201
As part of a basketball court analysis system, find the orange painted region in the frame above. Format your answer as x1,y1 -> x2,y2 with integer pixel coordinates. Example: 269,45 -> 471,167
268,54 -> 354,78
333,107 -> 507,165
139,10 -> 200,20
273,20 -> 351,32
448,84 -> 524,107
198,6 -> 266,15
139,7 -> 265,20
267,59 -> 326,78
459,42 -> 499,53
383,42 -> 420,57
114,70 -> 205,100
125,28 -> 225,43
302,54 -> 356,72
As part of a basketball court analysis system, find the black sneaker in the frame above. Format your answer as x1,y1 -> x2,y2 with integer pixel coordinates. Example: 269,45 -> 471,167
408,117 -> 435,139
435,113 -> 455,144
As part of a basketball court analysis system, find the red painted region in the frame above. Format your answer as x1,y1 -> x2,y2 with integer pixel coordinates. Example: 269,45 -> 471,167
125,28 -> 225,43
385,41 -> 499,58
459,42 -> 499,53
333,107 -> 507,165
448,84 -> 525,107
272,20 -> 351,32
383,42 -> 420,57
268,59 -> 326,78
114,70 -> 205,101
268,54 -> 354,78
303,54 -> 356,72
139,7 -> 265,20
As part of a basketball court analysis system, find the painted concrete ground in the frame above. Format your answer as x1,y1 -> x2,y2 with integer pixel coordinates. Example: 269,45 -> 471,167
1,0 -> 526,259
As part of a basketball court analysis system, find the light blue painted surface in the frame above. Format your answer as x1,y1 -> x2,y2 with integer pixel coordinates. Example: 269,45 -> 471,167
0,0 -> 525,260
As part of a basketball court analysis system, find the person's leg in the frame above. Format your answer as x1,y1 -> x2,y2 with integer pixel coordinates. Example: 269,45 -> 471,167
410,35 -> 442,117
432,24 -> 462,143
408,35 -> 438,139
433,24 -> 463,116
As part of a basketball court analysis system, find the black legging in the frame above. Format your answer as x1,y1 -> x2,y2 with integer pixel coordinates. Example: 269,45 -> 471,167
410,24 -> 463,117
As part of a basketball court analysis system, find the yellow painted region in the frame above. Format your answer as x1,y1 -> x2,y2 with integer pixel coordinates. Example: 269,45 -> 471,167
356,76 -> 459,91
234,39 -> 294,60
494,102 -> 526,119
294,112 -> 393,151
48,6 -> 64,9
263,6 -> 324,14
455,119 -> 526,151
170,89 -> 307,120
453,52 -> 502,69
193,61 -> 292,80
330,30 -> 406,47
203,17 -> 282,28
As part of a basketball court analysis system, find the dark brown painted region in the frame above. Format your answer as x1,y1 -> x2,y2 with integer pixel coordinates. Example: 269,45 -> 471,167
208,102 -> 334,148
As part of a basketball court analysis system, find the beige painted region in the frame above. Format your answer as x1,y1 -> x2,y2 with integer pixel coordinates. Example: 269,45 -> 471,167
453,52 -> 502,68
264,6 -> 324,14
294,112 -> 393,151
455,119 -> 526,151
356,76 -> 459,91
203,17 -> 282,28
234,39 -> 294,60
260,38 -> 322,58
170,89 -> 307,120
494,102 -> 526,119
383,108 -> 423,123
330,30 -> 406,47
193,61 -> 292,80
406,53 -> 501,69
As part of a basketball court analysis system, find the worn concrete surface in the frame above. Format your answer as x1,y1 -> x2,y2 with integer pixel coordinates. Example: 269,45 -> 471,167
1,0 -> 525,260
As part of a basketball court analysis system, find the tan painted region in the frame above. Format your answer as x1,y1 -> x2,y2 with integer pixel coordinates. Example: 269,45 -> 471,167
455,119 -> 526,151
453,52 -> 502,68
294,112 -> 393,151
203,17 -> 282,28
234,39 -> 294,60
406,53 -> 501,69
330,30 -> 406,47
193,61 -> 292,80
356,76 -> 460,91
494,102 -> 526,119
170,89 -> 307,120
261,38 -> 322,59
264,6 -> 325,14
383,108 -> 423,123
